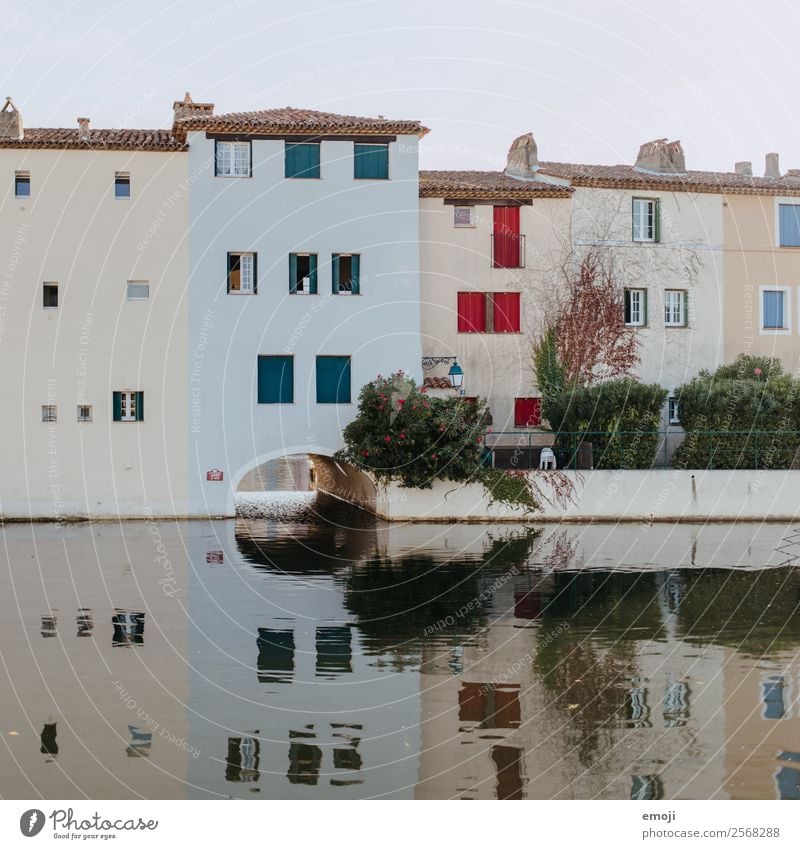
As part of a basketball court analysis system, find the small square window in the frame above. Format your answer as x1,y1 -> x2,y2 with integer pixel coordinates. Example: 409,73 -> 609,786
115,172 -> 130,198
41,404 -> 57,423
227,253 -> 256,294
668,397 -> 680,425
663,290 -> 686,327
77,404 -> 93,423
454,206 -> 475,227
762,289 -> 788,330
113,391 -> 143,422
126,281 -> 150,301
43,283 -> 58,309
215,141 -> 251,177
15,171 -> 30,197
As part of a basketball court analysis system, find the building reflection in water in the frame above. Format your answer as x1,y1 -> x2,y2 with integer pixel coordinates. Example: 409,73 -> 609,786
287,742 -> 322,786
315,626 -> 352,677
762,676 -> 786,720
226,734 -> 261,783
40,615 -> 57,638
39,722 -> 58,759
631,774 -> 663,800
76,609 -> 93,638
126,725 -> 152,758
492,746 -> 524,800
112,610 -> 145,647
256,628 -> 295,683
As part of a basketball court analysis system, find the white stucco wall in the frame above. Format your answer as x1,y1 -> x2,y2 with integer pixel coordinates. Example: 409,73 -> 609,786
187,132 -> 423,516
0,147 -> 189,518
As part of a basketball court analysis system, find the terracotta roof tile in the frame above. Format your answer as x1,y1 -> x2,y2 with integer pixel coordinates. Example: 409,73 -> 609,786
419,169 -> 572,199
0,128 -> 186,152
538,160 -> 800,196
176,107 -> 428,138
423,376 -> 455,389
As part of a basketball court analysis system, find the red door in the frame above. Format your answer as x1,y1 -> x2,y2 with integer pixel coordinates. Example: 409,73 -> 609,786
493,206 -> 520,268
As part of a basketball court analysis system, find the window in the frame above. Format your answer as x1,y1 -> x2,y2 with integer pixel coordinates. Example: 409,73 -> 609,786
332,254 -> 360,294
454,206 -> 475,228
663,290 -> 686,327
41,405 -> 57,423
668,397 -> 680,425
42,283 -> 58,309
77,405 -> 93,423
126,281 -> 149,301
112,391 -> 143,422
762,288 -> 789,330
353,143 -> 389,179
492,292 -> 521,332
215,141 -> 251,177
316,356 -> 351,404
457,291 -> 521,332
514,397 -> 541,427
114,172 -> 130,198
632,198 -> 659,242
778,204 -> 800,247
227,252 -> 256,294
285,142 -> 320,179
15,171 -> 30,197
257,356 -> 294,404
457,292 -> 486,332
624,288 -> 647,326
289,253 -> 318,294
492,206 -> 523,268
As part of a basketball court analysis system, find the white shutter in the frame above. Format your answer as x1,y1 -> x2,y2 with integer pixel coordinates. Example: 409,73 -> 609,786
240,254 -> 253,291
234,143 -> 250,176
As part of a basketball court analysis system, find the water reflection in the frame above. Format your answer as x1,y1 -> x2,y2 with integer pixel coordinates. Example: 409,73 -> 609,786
2,515 -> 800,799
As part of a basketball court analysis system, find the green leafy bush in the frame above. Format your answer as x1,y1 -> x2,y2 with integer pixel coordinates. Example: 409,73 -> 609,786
545,378 -> 667,469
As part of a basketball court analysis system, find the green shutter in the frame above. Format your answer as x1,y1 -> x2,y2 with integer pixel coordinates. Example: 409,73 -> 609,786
643,290 -> 648,325
136,391 -> 144,421
354,144 -> 389,179
316,356 -> 351,403
285,143 -> 320,178
309,253 -> 318,294
289,254 -> 298,294
112,392 -> 122,422
258,356 -> 293,403
654,199 -> 661,243
332,254 -> 340,294
350,254 -> 360,295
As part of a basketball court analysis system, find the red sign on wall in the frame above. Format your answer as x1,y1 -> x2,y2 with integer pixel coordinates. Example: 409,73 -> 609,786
206,469 -> 224,481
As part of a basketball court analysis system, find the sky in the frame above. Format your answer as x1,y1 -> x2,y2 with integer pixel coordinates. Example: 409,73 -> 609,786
3,0 -> 800,174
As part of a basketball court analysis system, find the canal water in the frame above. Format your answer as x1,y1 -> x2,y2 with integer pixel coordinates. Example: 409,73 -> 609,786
2,487 -> 800,800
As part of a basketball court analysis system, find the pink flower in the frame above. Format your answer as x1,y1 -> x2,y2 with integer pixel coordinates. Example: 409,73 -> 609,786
384,436 -> 391,443
431,453 -> 438,459
363,451 -> 369,457
754,367 -> 763,376
420,387 -> 428,393
439,425 -> 446,432
399,433 -> 406,439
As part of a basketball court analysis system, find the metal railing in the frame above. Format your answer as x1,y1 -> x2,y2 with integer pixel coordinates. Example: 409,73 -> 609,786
483,430 -> 800,471
490,233 -> 526,269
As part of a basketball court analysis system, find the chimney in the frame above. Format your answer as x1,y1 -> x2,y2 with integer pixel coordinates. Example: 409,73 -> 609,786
0,96 -> 23,141
77,117 -> 90,141
504,132 -> 539,179
765,152 -> 780,178
634,138 -> 686,175
171,92 -> 214,139
734,161 -> 752,176
785,169 -> 800,181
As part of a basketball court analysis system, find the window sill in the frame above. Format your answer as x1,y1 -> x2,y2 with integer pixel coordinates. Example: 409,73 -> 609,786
760,327 -> 792,335
227,291 -> 257,296
215,174 -> 252,179
354,176 -> 389,181
316,402 -> 353,406
285,175 -> 322,180
664,325 -> 689,329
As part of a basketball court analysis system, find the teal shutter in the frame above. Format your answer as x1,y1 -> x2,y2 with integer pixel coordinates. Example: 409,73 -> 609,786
332,254 -> 340,294
354,144 -> 388,179
135,391 -> 144,421
350,254 -> 360,294
285,143 -> 320,178
112,392 -> 122,422
258,356 -> 293,403
316,356 -> 351,403
654,199 -> 661,243
309,254 -> 318,294
289,254 -> 298,294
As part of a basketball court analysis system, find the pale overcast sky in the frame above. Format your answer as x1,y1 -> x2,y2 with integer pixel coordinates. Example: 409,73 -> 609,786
3,0 -> 799,174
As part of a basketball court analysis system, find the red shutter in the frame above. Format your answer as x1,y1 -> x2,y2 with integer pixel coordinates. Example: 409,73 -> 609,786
492,292 -> 520,332
514,397 -> 541,427
457,291 -> 486,332
493,206 -> 521,268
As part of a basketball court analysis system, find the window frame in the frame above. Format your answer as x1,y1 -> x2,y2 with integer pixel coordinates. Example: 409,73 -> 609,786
663,289 -> 687,328
289,252 -> 318,294
624,288 -> 647,327
114,172 -> 131,198
332,253 -> 360,295
353,142 -> 389,180
453,206 -> 476,228
227,252 -> 257,295
15,171 -> 30,198
257,355 -> 294,404
77,404 -> 93,423
41,404 -> 57,423
668,397 -> 680,425
759,285 -> 791,335
215,140 -> 252,178
126,280 -> 150,301
776,200 -> 800,248
42,282 -> 58,309
632,197 -> 660,243
113,390 -> 144,422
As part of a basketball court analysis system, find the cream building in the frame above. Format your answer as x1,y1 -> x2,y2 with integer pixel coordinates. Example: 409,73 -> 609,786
0,97 -> 189,518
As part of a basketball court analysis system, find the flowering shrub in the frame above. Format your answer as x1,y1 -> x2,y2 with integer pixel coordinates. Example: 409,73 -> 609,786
337,372 -> 490,488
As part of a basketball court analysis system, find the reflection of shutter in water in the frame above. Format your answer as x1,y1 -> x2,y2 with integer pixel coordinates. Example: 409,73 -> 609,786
226,735 -> 261,783
112,611 -> 145,647
776,753 -> 800,799
457,683 -> 521,728
663,681 -> 689,727
76,609 -> 93,637
40,723 -> 58,756
491,746 -> 524,800
126,725 -> 152,758
333,746 -> 362,771
315,626 -> 352,675
626,686 -> 651,728
762,676 -> 786,720
256,628 -> 295,683
287,743 -> 322,785
630,774 -> 662,800
40,615 -> 57,638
